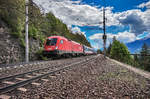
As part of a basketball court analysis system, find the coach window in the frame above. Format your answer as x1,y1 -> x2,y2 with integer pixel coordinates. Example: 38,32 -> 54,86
60,40 -> 63,44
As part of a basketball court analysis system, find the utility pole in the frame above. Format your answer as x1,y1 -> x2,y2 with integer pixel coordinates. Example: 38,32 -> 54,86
25,0 -> 29,63
102,0 -> 107,58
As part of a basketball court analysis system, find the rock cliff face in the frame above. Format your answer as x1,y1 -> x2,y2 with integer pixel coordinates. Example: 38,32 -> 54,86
29,37 -> 41,61
0,26 -> 24,64
0,20 -> 40,64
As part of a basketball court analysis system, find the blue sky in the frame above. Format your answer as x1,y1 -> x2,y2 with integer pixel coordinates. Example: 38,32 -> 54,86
81,0 -> 149,12
34,0 -> 150,49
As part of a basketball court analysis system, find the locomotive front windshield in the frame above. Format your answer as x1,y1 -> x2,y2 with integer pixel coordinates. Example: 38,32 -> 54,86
46,38 -> 57,46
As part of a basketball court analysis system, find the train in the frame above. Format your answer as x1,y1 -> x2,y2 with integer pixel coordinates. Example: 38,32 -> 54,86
43,36 -> 96,57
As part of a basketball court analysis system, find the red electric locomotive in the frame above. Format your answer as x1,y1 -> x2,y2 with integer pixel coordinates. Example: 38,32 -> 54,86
43,36 -> 84,57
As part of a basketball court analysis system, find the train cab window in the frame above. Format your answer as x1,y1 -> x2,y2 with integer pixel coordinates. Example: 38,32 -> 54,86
60,40 -> 63,44
46,38 -> 57,46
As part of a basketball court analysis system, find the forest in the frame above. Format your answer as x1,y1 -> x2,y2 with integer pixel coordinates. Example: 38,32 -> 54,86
100,36 -> 150,72
0,0 -> 91,48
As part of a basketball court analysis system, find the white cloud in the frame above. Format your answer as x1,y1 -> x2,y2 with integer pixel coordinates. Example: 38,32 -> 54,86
148,33 -> 150,38
33,0 -> 119,27
33,0 -> 150,37
115,9 -> 150,35
138,1 -> 150,9
89,31 -> 136,49
136,32 -> 150,40
71,27 -> 86,36
117,31 -> 137,42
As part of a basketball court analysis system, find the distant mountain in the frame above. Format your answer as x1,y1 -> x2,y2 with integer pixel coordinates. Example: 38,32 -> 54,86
126,37 -> 150,54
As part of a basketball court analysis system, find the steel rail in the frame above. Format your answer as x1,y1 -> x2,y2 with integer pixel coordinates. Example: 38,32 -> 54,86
0,59 -> 79,81
0,66 -> 50,82
0,56 -> 98,94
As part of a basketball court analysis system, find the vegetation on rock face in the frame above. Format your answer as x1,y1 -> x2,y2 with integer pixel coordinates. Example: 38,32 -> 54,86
0,0 -> 25,38
0,0 -> 91,61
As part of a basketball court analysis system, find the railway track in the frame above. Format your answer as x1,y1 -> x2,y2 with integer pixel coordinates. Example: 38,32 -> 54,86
0,55 -> 99,94
0,56 -> 93,78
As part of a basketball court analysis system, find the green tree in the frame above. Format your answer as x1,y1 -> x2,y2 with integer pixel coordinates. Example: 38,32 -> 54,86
140,43 -> 149,59
97,49 -> 102,54
113,36 -> 117,42
106,43 -> 112,56
140,43 -> 150,71
134,54 -> 139,62
110,40 -> 133,64
0,0 -> 25,37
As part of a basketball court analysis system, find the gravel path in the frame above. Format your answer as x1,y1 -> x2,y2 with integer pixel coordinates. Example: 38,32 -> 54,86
110,58 -> 150,80
3,55 -> 150,98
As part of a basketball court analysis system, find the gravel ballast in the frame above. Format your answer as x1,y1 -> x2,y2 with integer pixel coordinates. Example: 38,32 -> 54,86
3,55 -> 150,98
0,56 -> 92,77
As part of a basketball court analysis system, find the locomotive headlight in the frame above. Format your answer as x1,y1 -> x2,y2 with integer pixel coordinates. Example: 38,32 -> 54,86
55,46 -> 58,49
48,48 -> 52,50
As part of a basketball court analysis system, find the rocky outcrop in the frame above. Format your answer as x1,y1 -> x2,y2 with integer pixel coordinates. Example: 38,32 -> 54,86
0,20 -> 40,64
0,27 -> 24,64
29,37 -> 41,61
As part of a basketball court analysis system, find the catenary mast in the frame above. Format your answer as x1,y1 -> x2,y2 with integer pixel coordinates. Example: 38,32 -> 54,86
102,0 -> 107,58
25,0 -> 29,62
